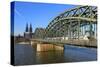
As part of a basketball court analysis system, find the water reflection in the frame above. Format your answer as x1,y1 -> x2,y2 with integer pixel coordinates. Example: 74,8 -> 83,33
36,50 -> 64,64
14,44 -> 97,65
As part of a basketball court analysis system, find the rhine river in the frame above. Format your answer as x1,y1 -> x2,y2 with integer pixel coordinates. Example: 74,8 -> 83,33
14,44 -> 97,65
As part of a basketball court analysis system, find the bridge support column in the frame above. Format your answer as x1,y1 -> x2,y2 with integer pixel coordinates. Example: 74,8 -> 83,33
36,43 -> 64,52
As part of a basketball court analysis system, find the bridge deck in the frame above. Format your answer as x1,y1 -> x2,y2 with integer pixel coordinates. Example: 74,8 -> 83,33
31,39 -> 97,47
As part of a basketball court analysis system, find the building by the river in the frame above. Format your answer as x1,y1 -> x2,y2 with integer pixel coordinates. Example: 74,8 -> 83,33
24,23 -> 34,39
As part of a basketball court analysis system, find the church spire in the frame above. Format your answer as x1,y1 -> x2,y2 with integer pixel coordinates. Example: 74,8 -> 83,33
29,23 -> 32,33
25,23 -> 28,32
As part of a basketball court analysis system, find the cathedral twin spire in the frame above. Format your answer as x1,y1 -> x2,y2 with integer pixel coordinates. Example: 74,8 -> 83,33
25,23 -> 32,33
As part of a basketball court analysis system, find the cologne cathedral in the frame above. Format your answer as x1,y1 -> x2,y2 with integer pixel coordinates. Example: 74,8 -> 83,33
24,23 -> 33,39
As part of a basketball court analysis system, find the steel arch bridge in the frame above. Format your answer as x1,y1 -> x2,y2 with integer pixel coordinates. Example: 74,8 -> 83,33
45,6 -> 97,40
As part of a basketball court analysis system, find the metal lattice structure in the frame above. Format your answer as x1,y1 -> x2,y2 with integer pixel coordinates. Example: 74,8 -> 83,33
45,6 -> 97,40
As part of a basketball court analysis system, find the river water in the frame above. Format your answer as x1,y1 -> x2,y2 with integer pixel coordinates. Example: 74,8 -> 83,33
14,44 -> 97,65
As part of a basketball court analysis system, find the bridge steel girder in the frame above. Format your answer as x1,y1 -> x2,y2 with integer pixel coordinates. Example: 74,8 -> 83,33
46,6 -> 97,29
45,6 -> 97,39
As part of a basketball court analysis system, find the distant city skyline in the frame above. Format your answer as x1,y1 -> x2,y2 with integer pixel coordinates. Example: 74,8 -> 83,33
14,1 -> 78,36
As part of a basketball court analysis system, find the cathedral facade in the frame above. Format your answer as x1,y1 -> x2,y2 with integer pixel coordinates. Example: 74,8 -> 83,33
24,23 -> 33,39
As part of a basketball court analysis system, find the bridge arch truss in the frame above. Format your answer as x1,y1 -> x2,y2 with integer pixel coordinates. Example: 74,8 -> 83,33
45,6 -> 97,40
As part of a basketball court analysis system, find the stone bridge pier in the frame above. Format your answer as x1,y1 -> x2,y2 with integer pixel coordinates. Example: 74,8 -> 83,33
31,41 -> 64,52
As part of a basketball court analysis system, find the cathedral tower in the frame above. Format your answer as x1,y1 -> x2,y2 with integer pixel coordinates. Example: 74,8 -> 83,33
24,23 -> 33,39
29,23 -> 32,33
25,23 -> 28,32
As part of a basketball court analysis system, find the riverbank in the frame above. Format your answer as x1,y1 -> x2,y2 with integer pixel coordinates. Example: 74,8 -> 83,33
15,42 -> 30,45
